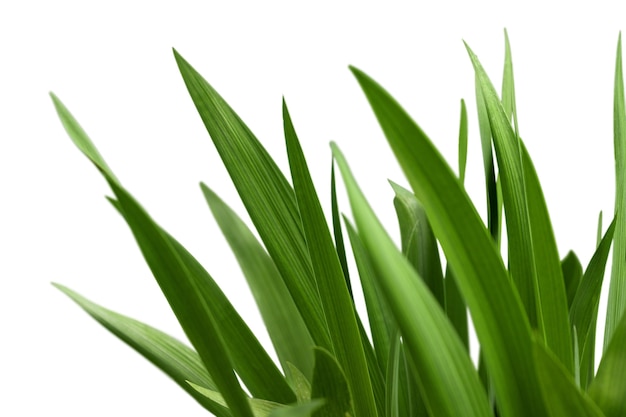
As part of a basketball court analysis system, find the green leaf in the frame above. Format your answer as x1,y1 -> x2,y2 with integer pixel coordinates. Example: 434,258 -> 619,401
188,382 -> 283,417
470,42 -> 573,373
533,339 -> 605,417
597,211 -> 604,248
501,28 -> 519,134
605,32 -> 626,350
571,217 -> 616,389
310,348 -> 353,417
458,98 -> 468,184
349,65 -> 547,417
283,100 -> 377,417
267,400 -> 326,417
285,362 -> 312,402
52,284 -> 231,417
444,264 -> 469,350
390,181 -> 445,308
589,312 -> 626,417
333,143 -> 492,417
331,163 -> 352,298
385,330 -> 425,417
173,49 -> 330,351
201,184 -> 315,381
562,251 -> 584,310
51,93 -> 295,413
343,218 -> 395,373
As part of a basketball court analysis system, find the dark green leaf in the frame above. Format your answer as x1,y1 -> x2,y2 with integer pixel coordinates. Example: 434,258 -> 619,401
283,101 -> 377,416
331,163 -> 352,298
562,251 -> 583,310
310,348 -> 353,417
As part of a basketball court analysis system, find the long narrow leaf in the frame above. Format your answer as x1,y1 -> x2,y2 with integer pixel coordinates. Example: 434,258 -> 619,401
605,32 -> 626,350
571,217 -> 616,389
333,143 -> 492,417
349,65 -> 547,417
283,101 -> 378,417
589,312 -> 626,417
562,251 -> 583,310
201,184 -> 315,381
173,50 -> 331,351
53,284 -> 231,417
331,163 -> 352,297
458,98 -> 469,183
533,340 -> 605,417
189,382 -> 283,417
310,348 -> 353,417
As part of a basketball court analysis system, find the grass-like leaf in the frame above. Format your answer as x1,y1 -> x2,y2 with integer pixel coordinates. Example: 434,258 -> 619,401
267,400 -> 326,417
188,382 -> 284,417
532,340 -> 605,417
349,65 -> 547,417
570,217 -> 616,389
390,181 -> 445,307
562,251 -> 584,310
173,50 -> 331,351
605,32 -> 626,350
283,100 -> 378,417
331,163 -> 352,297
589,304 -> 626,417
310,348 -> 353,417
333,143 -> 492,417
458,99 -> 468,183
53,284 -> 231,417
201,184 -> 315,381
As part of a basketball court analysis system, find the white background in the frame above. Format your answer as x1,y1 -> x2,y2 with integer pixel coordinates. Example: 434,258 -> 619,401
2,1 -> 625,415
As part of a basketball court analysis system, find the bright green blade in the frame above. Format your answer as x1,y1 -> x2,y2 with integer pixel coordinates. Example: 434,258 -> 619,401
597,211 -> 604,248
501,28 -> 519,134
108,182 -> 256,417
283,101 -> 377,417
285,362 -> 312,403
173,50 -> 330,351
333,144 -> 492,417
331,163 -> 352,297
444,264 -> 469,350
267,400 -> 326,417
470,42 -> 573,373
520,140 -> 574,371
53,284 -> 231,417
390,181 -> 445,307
51,94 -> 295,412
571,217 -> 616,389
201,184 -> 315,381
344,218 -> 395,373
385,330 -> 425,417
310,348 -> 353,417
533,340 -> 606,417
589,312 -> 626,417
458,98 -> 468,184
605,32 -> 626,351
562,251 -> 584,310
349,66 -> 547,417
188,382 -> 284,417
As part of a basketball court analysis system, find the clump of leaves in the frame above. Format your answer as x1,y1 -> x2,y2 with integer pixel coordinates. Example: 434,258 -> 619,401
52,30 -> 626,417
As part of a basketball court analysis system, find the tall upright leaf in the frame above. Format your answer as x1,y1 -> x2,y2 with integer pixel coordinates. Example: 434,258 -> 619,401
605,32 -> 626,350
310,348 -> 353,417
173,50 -> 331,351
201,184 -> 315,381
570,217 -> 616,389
470,43 -> 573,373
589,312 -> 626,417
562,251 -> 583,310
283,101 -> 378,417
349,66 -> 547,417
333,144 -> 493,417
331,164 -> 352,297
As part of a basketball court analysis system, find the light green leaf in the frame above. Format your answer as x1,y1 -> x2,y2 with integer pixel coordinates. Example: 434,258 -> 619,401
470,42 -> 573,374
283,101 -> 377,417
349,65 -> 547,417
201,184 -> 315,381
333,143 -> 492,417
589,311 -> 626,417
343,218 -> 395,373
390,181 -> 445,308
533,339 -> 605,417
188,382 -> 284,417
267,400 -> 326,417
53,284 -> 231,417
605,32 -> 626,350
310,348 -> 353,417
458,98 -> 468,184
173,49 -> 330,351
385,330 -> 425,417
571,217 -> 616,389
285,362 -> 312,403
